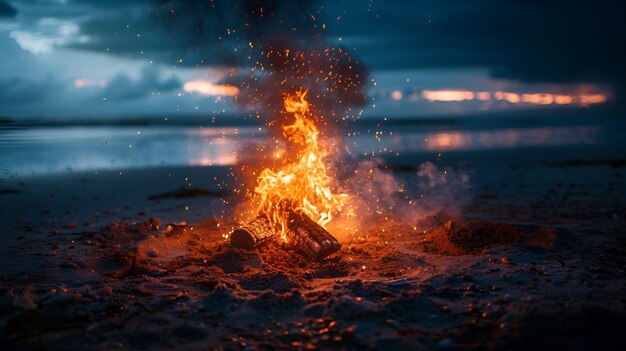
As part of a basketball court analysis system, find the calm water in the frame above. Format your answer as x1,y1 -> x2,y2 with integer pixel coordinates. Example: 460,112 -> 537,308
1,113 -> 625,178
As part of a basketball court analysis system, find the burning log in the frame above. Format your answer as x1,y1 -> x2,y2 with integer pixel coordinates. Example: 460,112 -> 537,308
230,212 -> 341,261
285,211 -> 342,261
230,216 -> 276,250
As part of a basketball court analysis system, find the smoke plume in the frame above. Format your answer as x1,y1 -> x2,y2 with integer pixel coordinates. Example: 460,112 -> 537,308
153,0 -> 368,124
328,158 -> 473,238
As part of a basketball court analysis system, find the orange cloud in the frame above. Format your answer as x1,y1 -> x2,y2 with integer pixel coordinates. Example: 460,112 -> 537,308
579,94 -> 608,106
422,90 -> 474,102
416,89 -> 607,107
183,80 -> 239,96
74,79 -> 107,89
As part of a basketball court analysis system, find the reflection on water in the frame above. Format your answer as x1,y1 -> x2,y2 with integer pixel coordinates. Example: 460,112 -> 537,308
0,122 -> 611,177
422,126 -> 601,151
0,126 -> 262,177
349,126 -> 602,154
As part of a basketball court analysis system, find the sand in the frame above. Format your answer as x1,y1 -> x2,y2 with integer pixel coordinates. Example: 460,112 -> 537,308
1,153 -> 626,350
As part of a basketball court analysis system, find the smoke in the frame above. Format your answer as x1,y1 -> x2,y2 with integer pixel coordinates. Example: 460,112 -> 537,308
329,158 -> 473,238
154,0 -> 321,63
223,44 -> 368,127
415,161 -> 472,216
153,0 -> 368,124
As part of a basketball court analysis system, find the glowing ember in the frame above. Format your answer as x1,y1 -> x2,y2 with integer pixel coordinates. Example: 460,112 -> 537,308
254,89 -> 346,241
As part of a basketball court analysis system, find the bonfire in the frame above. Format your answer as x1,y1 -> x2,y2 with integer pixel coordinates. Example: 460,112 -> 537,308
230,89 -> 345,261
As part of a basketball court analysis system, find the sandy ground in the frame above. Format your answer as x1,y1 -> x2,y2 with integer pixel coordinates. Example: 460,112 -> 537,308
1,149 -> 626,350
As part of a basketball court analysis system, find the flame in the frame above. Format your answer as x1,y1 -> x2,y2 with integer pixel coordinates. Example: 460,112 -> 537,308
254,89 -> 346,241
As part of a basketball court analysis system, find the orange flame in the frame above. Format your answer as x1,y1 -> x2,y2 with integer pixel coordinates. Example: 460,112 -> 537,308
254,89 -> 346,241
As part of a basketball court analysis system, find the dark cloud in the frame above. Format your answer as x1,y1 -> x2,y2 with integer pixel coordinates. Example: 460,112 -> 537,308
150,0 -> 369,121
67,1 -> 625,90
17,0 -> 625,104
152,0 -> 321,65
0,76 -> 59,103
100,66 -> 180,101
326,0 -> 626,93
66,9 -> 170,59
68,0 -> 322,67
0,35 -> 59,105
72,0 -> 152,8
0,1 -> 17,17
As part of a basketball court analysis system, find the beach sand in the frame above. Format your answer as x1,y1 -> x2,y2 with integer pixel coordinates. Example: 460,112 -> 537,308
1,145 -> 626,350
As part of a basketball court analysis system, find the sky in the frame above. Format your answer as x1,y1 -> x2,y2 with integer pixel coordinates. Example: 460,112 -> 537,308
0,0 -> 624,120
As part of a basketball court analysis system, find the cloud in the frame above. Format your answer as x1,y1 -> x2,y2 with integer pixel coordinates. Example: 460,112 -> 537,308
0,75 -> 60,103
183,80 -> 239,96
2,0 -> 625,115
0,1 -> 17,18
60,2 -> 209,67
60,0 -> 625,91
327,0 -> 626,90
9,17 -> 88,54
0,35 -> 61,104
66,0 -> 323,68
100,66 -> 180,101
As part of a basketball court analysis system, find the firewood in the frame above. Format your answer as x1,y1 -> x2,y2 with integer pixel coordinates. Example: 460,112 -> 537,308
286,211 -> 342,261
230,216 -> 276,249
231,211 -> 341,261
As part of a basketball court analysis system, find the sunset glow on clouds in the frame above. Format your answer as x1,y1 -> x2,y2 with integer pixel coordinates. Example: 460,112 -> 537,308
182,80 -> 239,97
1,0 -> 622,118
74,79 -> 107,89
387,89 -> 608,107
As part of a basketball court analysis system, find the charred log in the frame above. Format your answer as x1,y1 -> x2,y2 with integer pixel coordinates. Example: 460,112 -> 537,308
230,216 -> 276,249
231,212 -> 341,261
286,211 -> 342,261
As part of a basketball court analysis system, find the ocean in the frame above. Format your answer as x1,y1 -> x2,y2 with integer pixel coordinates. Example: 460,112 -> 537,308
1,107 -> 625,178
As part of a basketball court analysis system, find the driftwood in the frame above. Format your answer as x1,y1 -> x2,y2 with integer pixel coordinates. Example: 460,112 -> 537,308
286,211 -> 342,261
230,216 -> 276,249
230,212 -> 341,261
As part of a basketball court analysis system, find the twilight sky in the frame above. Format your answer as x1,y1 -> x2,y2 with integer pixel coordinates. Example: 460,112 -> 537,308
1,0 -> 624,119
